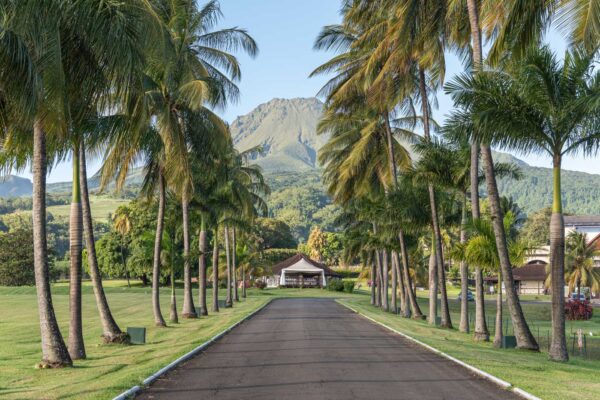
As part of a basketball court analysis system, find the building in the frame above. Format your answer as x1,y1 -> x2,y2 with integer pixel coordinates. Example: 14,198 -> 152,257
264,254 -> 341,288
524,215 -> 600,267
484,261 -> 548,295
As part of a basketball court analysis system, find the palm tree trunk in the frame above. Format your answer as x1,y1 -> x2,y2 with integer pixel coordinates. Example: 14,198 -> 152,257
32,120 -> 72,368
68,143 -> 85,360
419,67 -> 451,328
224,225 -> 233,308
390,250 -> 398,313
181,191 -> 196,318
169,263 -> 178,324
152,174 -> 167,327
121,242 -> 131,288
466,0 -> 490,343
79,143 -> 126,343
212,226 -> 220,312
428,246 -> 438,325
549,156 -> 568,361
370,258 -> 376,305
481,146 -> 538,350
494,270 -> 503,348
397,252 -> 408,316
232,228 -> 239,302
399,231 -> 423,318
375,250 -> 382,308
382,250 -> 389,312
460,192 -> 470,333
198,216 -> 208,315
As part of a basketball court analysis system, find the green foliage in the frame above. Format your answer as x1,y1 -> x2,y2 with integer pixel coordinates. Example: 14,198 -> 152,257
253,218 -> 297,249
520,207 -> 552,246
254,249 -> 299,275
0,226 -> 35,286
343,280 -> 355,293
326,278 -> 344,292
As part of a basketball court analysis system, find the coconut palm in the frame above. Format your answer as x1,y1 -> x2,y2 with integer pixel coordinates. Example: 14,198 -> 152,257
0,0 -> 156,366
482,0 -> 600,62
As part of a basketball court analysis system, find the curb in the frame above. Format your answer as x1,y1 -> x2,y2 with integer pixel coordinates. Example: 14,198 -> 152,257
337,301 -> 542,400
112,299 -> 273,400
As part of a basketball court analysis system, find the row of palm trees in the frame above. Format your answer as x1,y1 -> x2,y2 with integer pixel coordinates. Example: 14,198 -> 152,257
0,0 -> 265,368
314,0 -> 599,362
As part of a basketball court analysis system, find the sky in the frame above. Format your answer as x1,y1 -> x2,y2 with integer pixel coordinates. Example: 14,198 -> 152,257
14,0 -> 599,183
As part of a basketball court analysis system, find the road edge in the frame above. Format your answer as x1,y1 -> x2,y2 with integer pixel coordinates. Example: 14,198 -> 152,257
112,298 -> 273,400
337,300 -> 542,400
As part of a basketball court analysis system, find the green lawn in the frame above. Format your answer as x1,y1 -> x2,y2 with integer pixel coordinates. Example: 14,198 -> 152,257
338,295 -> 600,400
47,196 -> 129,221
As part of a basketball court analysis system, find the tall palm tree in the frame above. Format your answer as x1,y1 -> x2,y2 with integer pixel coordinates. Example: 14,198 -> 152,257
0,0 -> 153,366
449,45 -> 600,359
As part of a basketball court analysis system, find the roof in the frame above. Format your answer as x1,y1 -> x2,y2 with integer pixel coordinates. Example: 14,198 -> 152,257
271,253 -> 341,277
484,261 -> 548,282
564,215 -> 600,227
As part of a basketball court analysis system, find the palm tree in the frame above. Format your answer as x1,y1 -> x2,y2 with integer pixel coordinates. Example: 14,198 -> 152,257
482,0 -> 600,61
448,45 -> 600,360
564,231 -> 600,299
113,206 -> 133,288
454,211 -> 529,347
0,0 -> 155,366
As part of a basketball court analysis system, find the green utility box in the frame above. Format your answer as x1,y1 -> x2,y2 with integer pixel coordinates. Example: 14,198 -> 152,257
127,327 -> 146,344
502,335 -> 517,349
435,317 -> 442,326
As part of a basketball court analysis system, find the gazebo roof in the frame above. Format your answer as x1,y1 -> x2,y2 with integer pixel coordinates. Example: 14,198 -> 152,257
271,253 -> 341,277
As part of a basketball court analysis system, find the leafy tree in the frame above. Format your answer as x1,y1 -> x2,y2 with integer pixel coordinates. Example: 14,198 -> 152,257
254,218 -> 297,249
520,207 -> 552,247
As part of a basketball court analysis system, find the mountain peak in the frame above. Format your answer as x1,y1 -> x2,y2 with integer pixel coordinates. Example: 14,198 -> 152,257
231,97 -> 325,172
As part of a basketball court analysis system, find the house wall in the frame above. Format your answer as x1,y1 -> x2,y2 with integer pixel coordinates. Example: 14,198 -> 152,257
519,280 -> 545,295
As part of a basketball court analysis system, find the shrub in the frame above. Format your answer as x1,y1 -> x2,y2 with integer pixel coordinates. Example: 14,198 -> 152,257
254,280 -> 267,290
564,300 -> 593,320
343,281 -> 355,293
327,278 -> 344,292
0,227 -> 35,286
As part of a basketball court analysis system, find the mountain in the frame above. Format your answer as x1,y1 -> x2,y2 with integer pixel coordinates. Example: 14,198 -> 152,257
2,97 -> 600,218
231,97 -> 326,171
0,175 -> 32,197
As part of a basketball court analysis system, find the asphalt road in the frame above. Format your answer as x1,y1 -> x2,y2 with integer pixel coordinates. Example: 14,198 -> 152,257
137,298 -> 520,400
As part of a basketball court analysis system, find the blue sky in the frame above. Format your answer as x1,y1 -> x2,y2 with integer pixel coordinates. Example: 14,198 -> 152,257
18,0 -> 598,183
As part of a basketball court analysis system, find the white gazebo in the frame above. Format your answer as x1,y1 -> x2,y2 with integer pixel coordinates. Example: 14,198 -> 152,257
268,254 -> 340,288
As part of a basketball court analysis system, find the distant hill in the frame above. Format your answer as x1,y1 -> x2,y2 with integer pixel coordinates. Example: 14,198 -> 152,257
2,97 -> 600,219
0,175 -> 32,197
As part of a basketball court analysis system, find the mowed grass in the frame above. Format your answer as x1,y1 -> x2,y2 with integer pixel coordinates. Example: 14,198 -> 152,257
47,196 -> 129,221
0,282 -> 271,400
338,294 -> 600,400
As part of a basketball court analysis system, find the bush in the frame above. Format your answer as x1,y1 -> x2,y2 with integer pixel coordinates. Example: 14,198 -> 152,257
218,279 -> 227,289
0,227 -> 35,286
327,278 -> 344,292
254,280 -> 267,290
343,281 -> 355,293
564,300 -> 593,320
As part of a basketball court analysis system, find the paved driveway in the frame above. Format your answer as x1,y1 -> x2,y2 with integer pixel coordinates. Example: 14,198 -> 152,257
138,298 -> 520,400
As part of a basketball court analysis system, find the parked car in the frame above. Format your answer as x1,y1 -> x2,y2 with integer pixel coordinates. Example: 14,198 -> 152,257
570,293 -> 586,301
457,291 -> 474,302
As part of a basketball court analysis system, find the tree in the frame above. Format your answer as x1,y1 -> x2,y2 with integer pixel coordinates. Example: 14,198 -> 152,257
448,45 -> 600,360
520,207 -> 552,246
254,218 -> 297,249
454,212 -> 529,347
564,231 -> 600,298
113,206 -> 133,287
